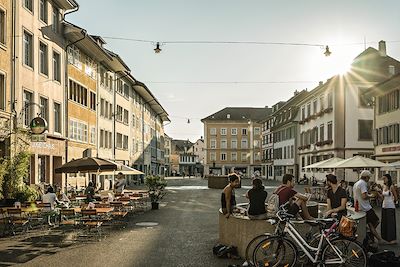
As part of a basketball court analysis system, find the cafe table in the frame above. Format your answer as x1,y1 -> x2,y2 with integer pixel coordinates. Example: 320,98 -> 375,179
73,207 -> 114,214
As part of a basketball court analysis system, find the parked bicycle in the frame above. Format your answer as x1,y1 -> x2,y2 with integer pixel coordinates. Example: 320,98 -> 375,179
251,206 -> 366,267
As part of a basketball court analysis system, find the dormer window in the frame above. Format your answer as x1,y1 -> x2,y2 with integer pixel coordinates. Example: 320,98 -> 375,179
227,114 -> 230,119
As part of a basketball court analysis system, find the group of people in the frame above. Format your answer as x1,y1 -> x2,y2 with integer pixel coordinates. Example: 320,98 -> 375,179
221,170 -> 398,245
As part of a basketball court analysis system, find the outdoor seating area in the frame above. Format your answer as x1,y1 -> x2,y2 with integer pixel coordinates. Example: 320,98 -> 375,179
0,190 -> 150,241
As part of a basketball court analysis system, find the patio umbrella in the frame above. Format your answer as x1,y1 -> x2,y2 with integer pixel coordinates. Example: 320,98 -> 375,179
381,160 -> 400,171
100,160 -> 144,175
318,155 -> 390,169
303,157 -> 344,169
55,157 -> 118,173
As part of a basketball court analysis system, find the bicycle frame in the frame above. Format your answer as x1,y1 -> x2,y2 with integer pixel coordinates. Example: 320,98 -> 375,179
273,210 -> 345,265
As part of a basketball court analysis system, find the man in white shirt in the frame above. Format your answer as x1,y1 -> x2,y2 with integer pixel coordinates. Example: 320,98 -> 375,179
353,170 -> 385,244
115,172 -> 126,193
42,187 -> 59,210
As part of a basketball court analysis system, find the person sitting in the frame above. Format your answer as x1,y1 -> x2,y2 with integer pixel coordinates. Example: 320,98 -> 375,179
276,173 -> 313,220
221,173 -> 240,218
42,187 -> 60,210
246,178 -> 268,220
85,182 -> 96,202
325,174 -> 347,221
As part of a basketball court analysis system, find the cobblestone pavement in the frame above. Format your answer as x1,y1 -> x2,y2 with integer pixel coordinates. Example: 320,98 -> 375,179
1,177 -> 399,266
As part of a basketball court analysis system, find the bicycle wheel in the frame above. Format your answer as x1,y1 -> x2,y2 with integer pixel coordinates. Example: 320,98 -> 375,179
245,234 -> 271,263
321,237 -> 367,266
252,236 -> 297,267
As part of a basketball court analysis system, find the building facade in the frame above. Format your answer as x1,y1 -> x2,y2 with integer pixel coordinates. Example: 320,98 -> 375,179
367,73 -> 400,182
271,91 -> 308,181
202,107 -> 270,177
0,0 -> 12,158
298,41 -> 400,182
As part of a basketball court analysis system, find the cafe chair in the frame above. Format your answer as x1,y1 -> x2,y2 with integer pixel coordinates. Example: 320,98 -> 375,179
6,208 -> 29,236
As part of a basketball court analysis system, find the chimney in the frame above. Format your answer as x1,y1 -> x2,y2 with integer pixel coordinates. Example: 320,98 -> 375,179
227,114 -> 231,119
319,81 -> 323,86
379,40 -> 387,57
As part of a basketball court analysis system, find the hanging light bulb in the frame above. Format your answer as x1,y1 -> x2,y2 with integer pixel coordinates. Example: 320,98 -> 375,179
154,42 -> 162,53
187,118 -> 190,124
324,46 -> 332,57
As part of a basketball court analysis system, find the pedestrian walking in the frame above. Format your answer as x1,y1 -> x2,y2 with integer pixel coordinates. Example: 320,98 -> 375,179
379,174 -> 398,244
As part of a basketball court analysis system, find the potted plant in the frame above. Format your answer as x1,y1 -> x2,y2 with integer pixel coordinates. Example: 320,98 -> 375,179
145,176 -> 167,210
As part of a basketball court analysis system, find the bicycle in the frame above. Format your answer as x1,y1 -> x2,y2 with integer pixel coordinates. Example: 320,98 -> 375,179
252,207 -> 367,267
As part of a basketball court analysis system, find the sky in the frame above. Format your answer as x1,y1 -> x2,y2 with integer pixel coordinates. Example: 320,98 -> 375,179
68,0 -> 400,142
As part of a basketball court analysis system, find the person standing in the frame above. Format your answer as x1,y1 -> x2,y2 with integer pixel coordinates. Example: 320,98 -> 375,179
85,182 -> 96,202
379,174 -> 397,244
221,173 -> 240,218
325,174 -> 347,221
114,172 -> 126,194
246,178 -> 268,220
353,170 -> 386,244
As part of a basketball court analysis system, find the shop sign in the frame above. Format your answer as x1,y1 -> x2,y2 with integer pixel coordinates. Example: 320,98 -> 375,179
31,142 -> 55,150
30,117 -> 48,134
31,134 -> 47,142
382,146 -> 400,153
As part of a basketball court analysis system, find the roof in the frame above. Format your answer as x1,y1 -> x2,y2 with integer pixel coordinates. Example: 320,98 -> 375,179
201,107 -> 272,122
54,0 -> 78,10
104,48 -> 131,73
172,139 -> 194,152
365,72 -> 400,97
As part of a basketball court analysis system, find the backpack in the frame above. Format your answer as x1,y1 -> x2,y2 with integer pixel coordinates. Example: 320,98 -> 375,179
212,243 -> 225,255
266,186 -> 286,214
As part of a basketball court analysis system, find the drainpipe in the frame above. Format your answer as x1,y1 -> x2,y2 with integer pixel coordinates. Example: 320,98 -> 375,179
10,0 -> 16,157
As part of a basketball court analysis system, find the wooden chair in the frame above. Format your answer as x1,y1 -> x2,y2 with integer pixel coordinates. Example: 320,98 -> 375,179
60,209 -> 79,228
110,202 -> 128,227
80,209 -> 103,239
6,208 -> 29,235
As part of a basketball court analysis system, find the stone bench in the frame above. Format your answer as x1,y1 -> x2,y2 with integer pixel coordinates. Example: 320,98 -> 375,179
219,204 -> 366,259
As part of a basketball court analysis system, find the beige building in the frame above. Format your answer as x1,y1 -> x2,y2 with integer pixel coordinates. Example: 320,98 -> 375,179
298,41 -> 400,182
0,0 -> 12,158
202,107 -> 270,177
367,73 -> 400,182
13,0 -> 78,187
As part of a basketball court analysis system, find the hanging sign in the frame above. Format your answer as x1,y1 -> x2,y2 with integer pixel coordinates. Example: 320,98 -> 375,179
30,117 -> 48,134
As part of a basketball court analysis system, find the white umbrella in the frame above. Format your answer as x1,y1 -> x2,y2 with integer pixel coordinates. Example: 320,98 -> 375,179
303,157 -> 344,169
319,155 -> 390,169
99,159 -> 144,190
381,161 -> 400,171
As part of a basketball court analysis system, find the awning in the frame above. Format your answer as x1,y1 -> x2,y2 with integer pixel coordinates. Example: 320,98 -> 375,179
303,157 -> 344,169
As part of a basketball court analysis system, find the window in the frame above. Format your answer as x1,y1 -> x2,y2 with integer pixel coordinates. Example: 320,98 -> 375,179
116,105 -> 123,121
313,99 -> 317,114
210,152 -> 216,161
69,80 -> 88,106
54,102 -> 61,133
123,83 -> 130,98
123,135 -> 128,150
327,92 -> 333,108
358,120 -> 373,141
241,152 -> 247,162
319,124 -> 325,142
254,152 -> 261,161
123,109 -> 129,124
307,102 -> 311,117
320,95 -> 325,111
67,45 -> 81,69
39,42 -> 48,75
89,91 -> 96,110
210,139 -> 216,149
90,127 -> 96,144
23,31 -> 33,67
254,140 -> 260,148
39,97 -> 48,123
0,9 -> 5,45
301,106 -> 305,120
24,0 -> 33,12
85,57 -> 96,79
389,65 -> 395,76
221,128 -> 227,135
231,128 -> 237,135
39,0 -> 47,23
23,90 -> 33,127
378,89 -> 399,114
231,139 -> 237,149
210,128 -> 216,135
327,121 -> 333,140
231,152 -> 237,161
52,51 -> 61,82
51,6 -> 59,32
220,139 -> 227,149
100,129 -> 104,148
254,127 -> 260,135
69,120 -> 88,142
241,139 -> 248,149
242,128 -> 247,135
221,153 -> 227,161
116,133 -> 123,149
0,73 -> 4,110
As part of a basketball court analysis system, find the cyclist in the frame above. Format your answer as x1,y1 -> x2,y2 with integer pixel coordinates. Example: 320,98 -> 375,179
276,173 -> 314,220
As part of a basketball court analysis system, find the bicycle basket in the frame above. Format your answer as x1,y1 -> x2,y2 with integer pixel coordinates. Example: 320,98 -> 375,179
338,216 -> 357,237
